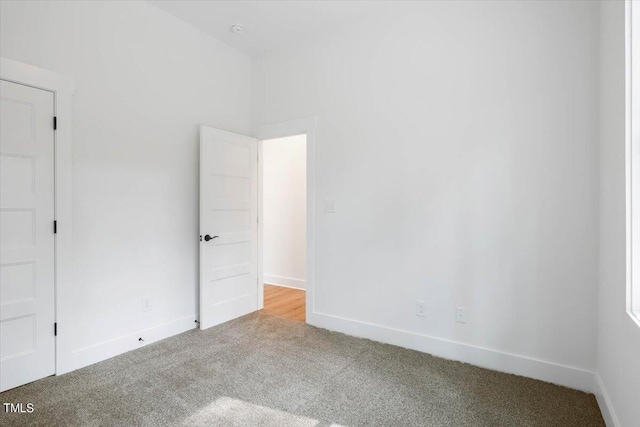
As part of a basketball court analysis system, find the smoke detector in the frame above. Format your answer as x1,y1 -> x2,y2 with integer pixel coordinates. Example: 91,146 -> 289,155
231,25 -> 244,34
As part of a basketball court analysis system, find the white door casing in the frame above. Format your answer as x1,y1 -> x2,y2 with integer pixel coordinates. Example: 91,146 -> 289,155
254,117 -> 317,322
0,80 -> 55,392
199,126 -> 258,329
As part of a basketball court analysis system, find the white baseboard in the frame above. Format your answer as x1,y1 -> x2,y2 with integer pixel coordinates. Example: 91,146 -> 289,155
593,374 -> 620,427
308,311 -> 596,393
62,315 -> 196,374
57,309 -> 612,423
264,274 -> 306,290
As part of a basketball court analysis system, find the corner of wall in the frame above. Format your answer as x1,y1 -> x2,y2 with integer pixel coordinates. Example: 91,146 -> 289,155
593,374 -> 620,427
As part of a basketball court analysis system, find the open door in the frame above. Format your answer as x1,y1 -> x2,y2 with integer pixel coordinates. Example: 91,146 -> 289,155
199,126 -> 258,330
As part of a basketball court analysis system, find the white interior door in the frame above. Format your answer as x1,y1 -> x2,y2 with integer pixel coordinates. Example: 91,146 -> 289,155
199,126 -> 258,330
0,80 -> 55,392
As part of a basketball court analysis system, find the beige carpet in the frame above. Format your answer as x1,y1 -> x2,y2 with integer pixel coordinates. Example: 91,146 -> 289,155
0,312 -> 604,426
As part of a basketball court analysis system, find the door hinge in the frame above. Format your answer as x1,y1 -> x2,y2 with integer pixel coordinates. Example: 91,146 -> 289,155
53,116 -> 57,130
54,323 -> 57,336
53,220 -> 57,234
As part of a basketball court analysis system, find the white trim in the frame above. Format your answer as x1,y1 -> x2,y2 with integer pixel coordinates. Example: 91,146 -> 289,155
0,59 -> 74,95
264,275 -> 306,290
253,117 -> 317,323
311,312 -> 596,393
1,57 -> 75,375
627,0 -> 640,327
63,315 -> 195,374
594,374 -> 620,427
257,140 -> 264,310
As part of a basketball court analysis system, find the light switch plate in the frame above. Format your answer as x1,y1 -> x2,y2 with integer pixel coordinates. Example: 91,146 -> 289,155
324,199 -> 336,213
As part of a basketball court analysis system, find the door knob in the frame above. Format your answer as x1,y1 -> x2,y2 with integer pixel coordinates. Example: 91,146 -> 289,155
204,235 -> 219,242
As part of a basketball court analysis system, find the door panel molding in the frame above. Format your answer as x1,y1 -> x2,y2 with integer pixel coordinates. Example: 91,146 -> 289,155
199,126 -> 258,330
1,79 -> 55,391
1,57 -> 75,376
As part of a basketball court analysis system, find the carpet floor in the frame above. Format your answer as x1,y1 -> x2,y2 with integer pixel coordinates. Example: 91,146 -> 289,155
0,312 -> 604,426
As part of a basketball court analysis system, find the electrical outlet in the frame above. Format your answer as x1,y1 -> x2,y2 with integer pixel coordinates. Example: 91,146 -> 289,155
324,199 -> 336,213
416,301 -> 426,317
142,297 -> 152,312
456,307 -> 467,324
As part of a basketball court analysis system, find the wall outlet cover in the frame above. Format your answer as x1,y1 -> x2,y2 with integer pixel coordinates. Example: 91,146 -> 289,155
142,297 -> 152,312
456,307 -> 467,324
416,301 -> 426,317
324,199 -> 336,213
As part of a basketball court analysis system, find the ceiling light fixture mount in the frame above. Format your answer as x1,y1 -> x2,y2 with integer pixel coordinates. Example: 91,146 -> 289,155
230,25 -> 244,34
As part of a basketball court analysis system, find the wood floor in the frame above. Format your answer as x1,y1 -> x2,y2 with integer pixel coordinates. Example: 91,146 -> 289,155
263,284 -> 306,322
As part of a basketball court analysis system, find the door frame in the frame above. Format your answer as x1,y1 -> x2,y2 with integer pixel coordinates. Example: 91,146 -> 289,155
1,57 -> 75,375
254,117 -> 317,324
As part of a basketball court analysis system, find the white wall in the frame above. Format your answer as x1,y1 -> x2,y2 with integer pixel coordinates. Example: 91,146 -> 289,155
3,0 -> 626,409
0,0 -> 251,370
263,135 -> 307,289
597,2 -> 640,426
252,0 -> 600,385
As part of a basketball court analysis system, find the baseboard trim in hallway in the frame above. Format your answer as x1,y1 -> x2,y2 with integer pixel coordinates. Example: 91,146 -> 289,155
309,311 -> 597,394
263,275 -> 306,290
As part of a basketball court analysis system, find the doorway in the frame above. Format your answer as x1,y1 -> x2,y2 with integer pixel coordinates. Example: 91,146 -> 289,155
261,135 -> 306,322
199,117 -> 316,330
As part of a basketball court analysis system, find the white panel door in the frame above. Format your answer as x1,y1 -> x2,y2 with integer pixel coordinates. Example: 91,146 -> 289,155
199,126 -> 258,330
0,80 -> 55,392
